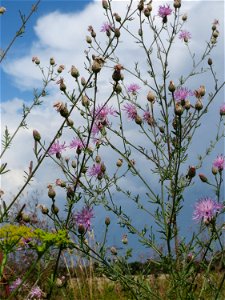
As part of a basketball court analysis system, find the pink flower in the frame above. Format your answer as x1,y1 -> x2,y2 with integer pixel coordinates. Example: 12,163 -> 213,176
74,206 -> 94,230
100,22 -> 112,32
9,278 -> 22,292
48,140 -> 67,155
174,87 -> 193,102
69,138 -> 86,150
28,286 -> 42,299
220,104 -> 225,116
123,103 -> 137,120
127,83 -> 141,93
179,30 -> 191,41
193,197 -> 223,222
158,4 -> 172,18
88,163 -> 103,177
143,110 -> 151,122
92,104 -> 116,136
213,155 -> 225,171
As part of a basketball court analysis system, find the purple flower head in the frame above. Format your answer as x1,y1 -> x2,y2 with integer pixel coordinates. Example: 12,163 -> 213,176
220,104 -> 225,116
48,140 -> 67,156
179,30 -> 191,41
69,138 -> 86,150
174,87 -> 193,102
28,286 -> 42,299
9,278 -> 22,292
92,104 -> 116,136
193,197 -> 223,222
74,206 -> 94,230
127,83 -> 141,93
213,155 -> 225,171
158,4 -> 172,18
88,163 -> 104,178
123,103 -> 137,120
100,22 -> 112,32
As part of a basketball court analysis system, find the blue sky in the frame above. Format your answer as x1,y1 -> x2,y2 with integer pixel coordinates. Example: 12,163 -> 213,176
1,0 -> 224,259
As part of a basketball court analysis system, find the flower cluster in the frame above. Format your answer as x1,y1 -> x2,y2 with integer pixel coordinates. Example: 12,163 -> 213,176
193,197 -> 223,223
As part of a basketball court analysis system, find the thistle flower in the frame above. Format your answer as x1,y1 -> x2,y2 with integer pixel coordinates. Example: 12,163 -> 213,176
74,206 -> 94,230
127,83 -> 141,93
69,138 -> 86,150
100,22 -> 112,32
123,103 -> 137,120
48,141 -> 67,156
92,104 -> 116,135
174,87 -> 193,102
9,278 -> 22,292
213,155 -> 225,171
28,286 -> 43,299
88,163 -> 105,178
158,4 -> 172,22
179,30 -> 191,42
193,197 -> 223,223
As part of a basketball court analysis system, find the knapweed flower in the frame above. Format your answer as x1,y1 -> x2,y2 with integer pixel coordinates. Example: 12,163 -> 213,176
74,206 -> 94,230
88,163 -> 105,178
123,103 -> 137,120
179,30 -> 191,42
158,4 -> 172,19
220,104 -> 225,116
174,87 -> 193,102
69,137 -> 86,150
127,83 -> 141,93
193,197 -> 223,223
9,278 -> 22,292
100,22 -> 112,32
92,104 -> 116,135
213,155 -> 225,171
28,286 -> 42,299
48,140 -> 67,156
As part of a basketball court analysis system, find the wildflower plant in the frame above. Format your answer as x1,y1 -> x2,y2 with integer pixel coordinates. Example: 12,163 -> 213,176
1,0 -> 225,299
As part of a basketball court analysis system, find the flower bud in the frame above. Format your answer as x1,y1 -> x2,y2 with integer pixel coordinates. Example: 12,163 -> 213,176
95,155 -> 101,163
175,103 -> 184,116
57,65 -> 65,73
116,158 -> 123,167
182,14 -> 187,21
60,82 -> 66,92
212,167 -> 218,175
81,95 -> 90,107
144,8 -> 150,18
138,28 -> 143,37
22,214 -> 30,223
113,13 -> 121,23
78,224 -> 85,235
122,234 -> 128,244
51,204 -> 59,214
168,81 -> 176,93
212,30 -> 219,38
198,85 -> 206,97
114,28 -> 120,38
101,163 -> 106,173
199,173 -> 208,183
41,206 -> 49,215
102,0 -> 108,10
50,57 -> 55,65
92,60 -> 102,73
135,115 -> 143,125
48,185 -> 56,199
208,58 -> 213,66
212,24 -> 217,31
137,0 -> 144,11
195,99 -> 203,111
81,77 -> 86,86
184,99 -> 191,110
71,66 -> 80,78
110,246 -> 117,255
71,161 -> 77,168
147,91 -> 155,103
114,83 -> 122,94
66,118 -> 74,127
174,0 -> 181,9
159,126 -> 165,134
33,130 -> 41,141
105,217 -> 111,226
0,7 -> 6,14
187,166 -> 196,178
60,106 -> 69,118
86,36 -> 92,44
